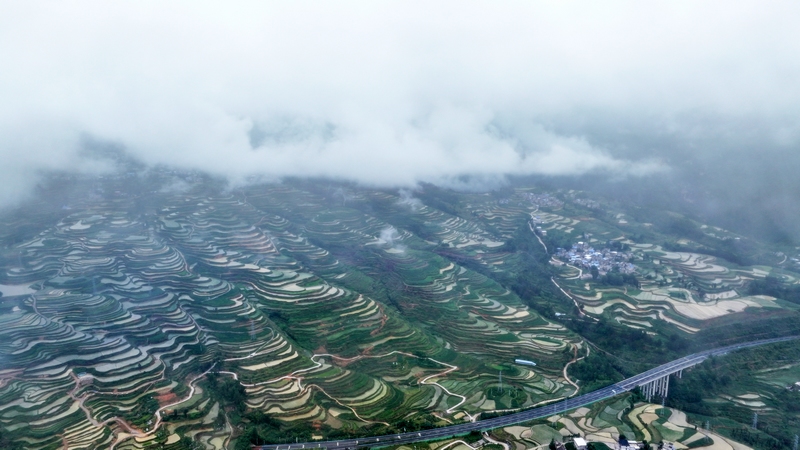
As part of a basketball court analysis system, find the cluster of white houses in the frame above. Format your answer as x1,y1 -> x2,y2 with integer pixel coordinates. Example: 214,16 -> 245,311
523,192 -> 564,209
552,436 -> 675,450
555,242 -> 636,275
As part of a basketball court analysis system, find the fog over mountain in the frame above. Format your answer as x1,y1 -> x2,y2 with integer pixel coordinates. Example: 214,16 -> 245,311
2,1 -> 800,238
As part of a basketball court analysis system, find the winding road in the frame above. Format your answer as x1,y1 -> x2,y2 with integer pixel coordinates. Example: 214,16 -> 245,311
257,335 -> 800,450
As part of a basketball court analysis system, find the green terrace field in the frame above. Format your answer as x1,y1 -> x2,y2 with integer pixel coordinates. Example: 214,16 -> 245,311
541,197 -> 796,335
378,398 -> 732,450
553,243 -> 788,334
378,339 -> 800,450
0,179 -> 587,449
2,178 -> 800,449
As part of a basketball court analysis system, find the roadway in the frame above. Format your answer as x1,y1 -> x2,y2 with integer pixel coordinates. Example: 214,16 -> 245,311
257,335 -> 799,450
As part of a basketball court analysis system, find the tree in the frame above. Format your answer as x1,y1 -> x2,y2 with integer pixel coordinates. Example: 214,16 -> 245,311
235,434 -> 254,450
180,435 -> 198,450
550,439 -> 558,450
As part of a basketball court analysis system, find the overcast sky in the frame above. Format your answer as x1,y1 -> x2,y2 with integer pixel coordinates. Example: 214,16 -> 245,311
1,1 -> 799,207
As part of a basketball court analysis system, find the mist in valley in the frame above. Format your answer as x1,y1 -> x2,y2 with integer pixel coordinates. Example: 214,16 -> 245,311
1,1 -> 799,243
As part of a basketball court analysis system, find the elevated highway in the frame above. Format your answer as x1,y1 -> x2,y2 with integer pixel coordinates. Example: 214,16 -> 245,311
258,335 -> 799,450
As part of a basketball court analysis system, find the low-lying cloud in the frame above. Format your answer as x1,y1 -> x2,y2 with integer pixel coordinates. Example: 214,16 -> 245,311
1,1 -> 798,208
397,189 -> 423,212
379,227 -> 407,253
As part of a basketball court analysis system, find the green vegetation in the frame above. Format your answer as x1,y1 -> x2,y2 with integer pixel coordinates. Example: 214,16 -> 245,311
668,341 -> 800,448
1,174 -> 799,449
749,275 -> 800,305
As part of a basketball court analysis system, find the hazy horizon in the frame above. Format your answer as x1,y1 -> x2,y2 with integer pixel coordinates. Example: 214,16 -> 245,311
2,1 -> 800,238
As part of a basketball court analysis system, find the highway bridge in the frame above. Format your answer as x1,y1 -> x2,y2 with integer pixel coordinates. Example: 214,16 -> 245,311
257,335 -> 799,450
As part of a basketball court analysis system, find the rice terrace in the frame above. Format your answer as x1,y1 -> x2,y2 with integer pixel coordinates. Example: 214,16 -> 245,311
2,173 -> 800,450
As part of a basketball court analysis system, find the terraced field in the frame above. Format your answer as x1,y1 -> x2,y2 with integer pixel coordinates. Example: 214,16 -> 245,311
545,215 -> 791,334
445,187 -> 792,335
0,180 -> 585,449
394,399 -> 735,450
553,243 -> 788,334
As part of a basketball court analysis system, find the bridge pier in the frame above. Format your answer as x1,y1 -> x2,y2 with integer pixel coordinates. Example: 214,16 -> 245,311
640,374 -> 670,402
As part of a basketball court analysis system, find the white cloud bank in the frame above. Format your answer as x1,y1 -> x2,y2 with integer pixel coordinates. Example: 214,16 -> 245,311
1,1 -> 799,206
